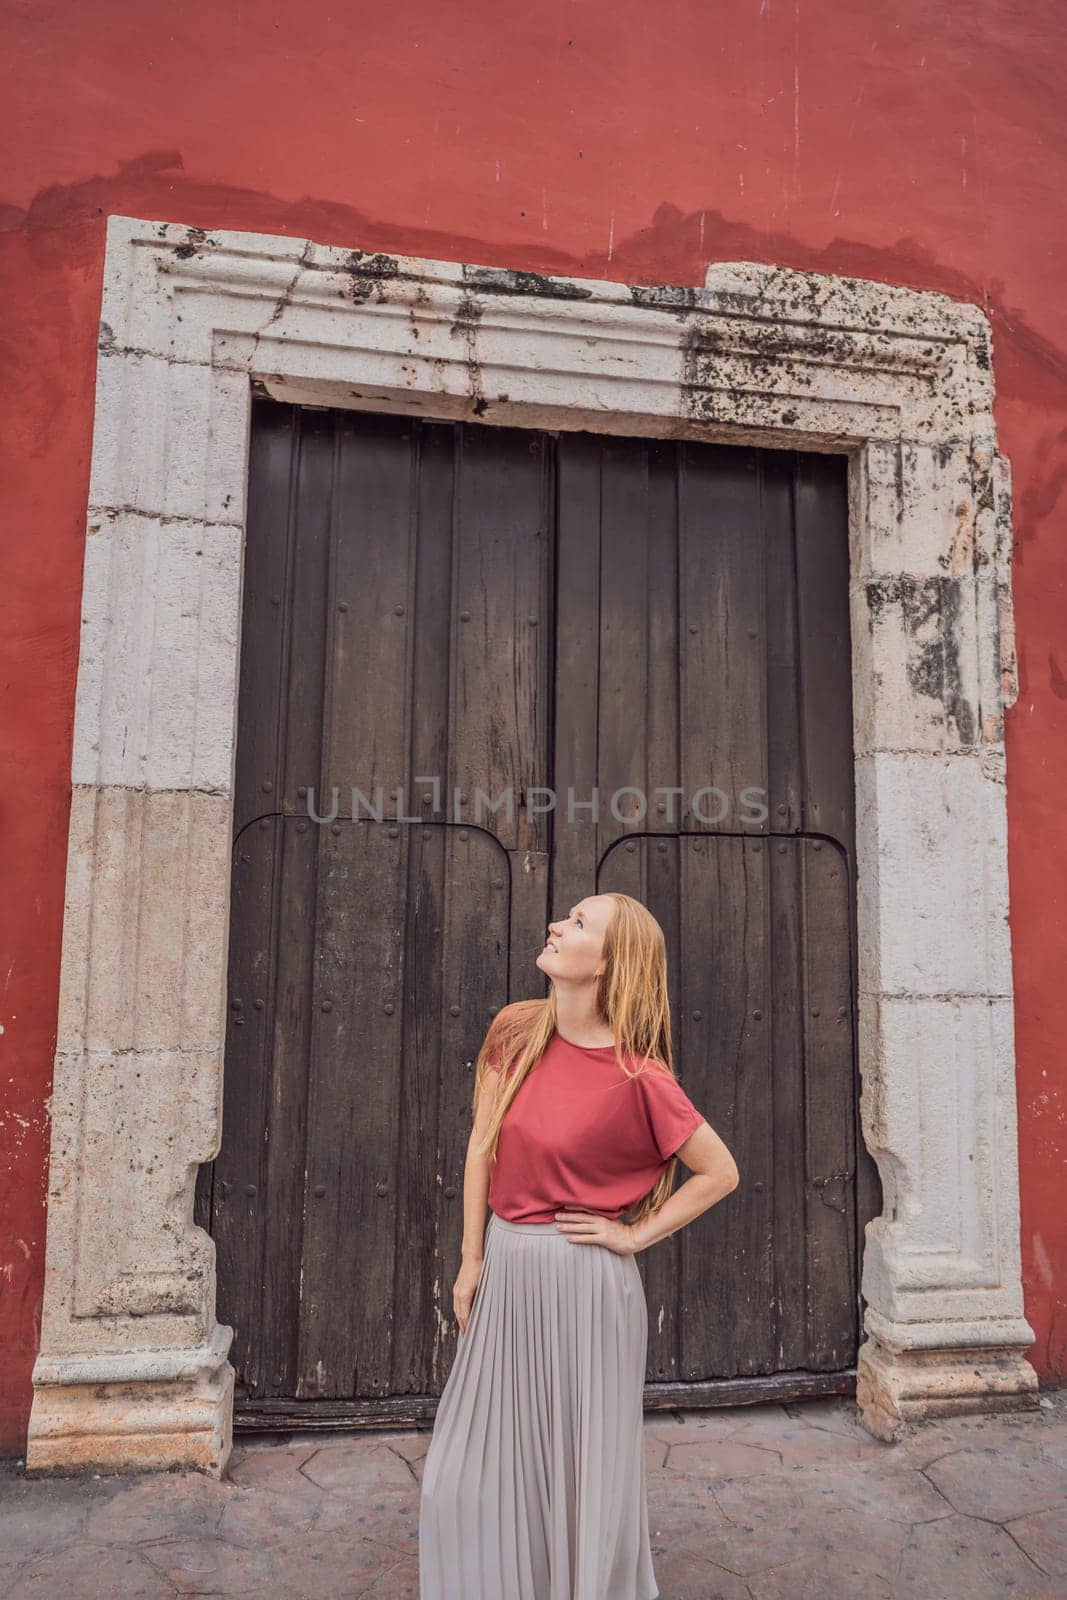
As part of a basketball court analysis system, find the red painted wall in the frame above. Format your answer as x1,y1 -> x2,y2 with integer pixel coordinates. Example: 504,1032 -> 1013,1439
2,1 -> 1065,1451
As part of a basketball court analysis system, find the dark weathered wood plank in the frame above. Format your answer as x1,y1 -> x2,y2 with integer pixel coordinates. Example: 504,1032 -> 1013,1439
296,820 -> 407,1398
426,825 -> 513,1381
597,436 -> 651,854
795,452 -> 855,852
762,448 -> 804,836
679,442 -> 765,835
326,411 -> 417,811
256,819 -> 319,1397
802,835 -> 859,1368
451,423 -> 549,853
231,400 -> 297,839
394,422 -> 458,1396
407,420 -> 456,828
508,846 -> 550,998
278,411 -> 335,814
718,836 -> 775,1376
768,836 -> 809,1373
645,440 -> 682,838
551,431 -> 602,931
213,818 -> 277,1396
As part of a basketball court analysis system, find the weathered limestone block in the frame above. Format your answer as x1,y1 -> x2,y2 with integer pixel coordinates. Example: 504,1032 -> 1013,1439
854,754 -> 1012,1000
859,995 -> 1027,1316
72,515 -> 243,793
26,1330 -> 234,1478
857,1338 -> 1038,1444
43,1046 -> 220,1333
56,787 -> 232,1056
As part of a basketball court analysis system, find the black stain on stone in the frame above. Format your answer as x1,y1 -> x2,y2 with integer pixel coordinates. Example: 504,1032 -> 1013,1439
679,316 -> 865,428
894,441 -> 905,514
974,463 -> 995,517
865,578 -> 897,623
866,576 -> 976,745
174,226 -> 208,259
449,295 -> 487,413
343,250 -> 401,302
450,294 -> 484,333
629,283 -> 701,317
462,266 -> 593,301
346,250 -> 400,276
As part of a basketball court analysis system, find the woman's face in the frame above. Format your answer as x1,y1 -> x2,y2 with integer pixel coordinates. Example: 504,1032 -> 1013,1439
536,894 -> 614,984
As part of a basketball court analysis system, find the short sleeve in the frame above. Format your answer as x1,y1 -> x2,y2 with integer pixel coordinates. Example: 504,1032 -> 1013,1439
637,1065 -> 705,1161
480,1035 -> 511,1093
485,1042 -> 510,1080
482,1048 -> 506,1097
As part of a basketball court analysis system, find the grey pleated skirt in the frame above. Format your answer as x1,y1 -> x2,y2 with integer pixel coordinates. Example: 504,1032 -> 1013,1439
418,1210 -> 658,1600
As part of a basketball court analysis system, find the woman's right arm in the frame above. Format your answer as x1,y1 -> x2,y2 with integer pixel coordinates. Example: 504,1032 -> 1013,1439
452,1063 -> 502,1333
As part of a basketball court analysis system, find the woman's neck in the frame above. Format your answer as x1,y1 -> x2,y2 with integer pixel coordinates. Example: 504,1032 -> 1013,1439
552,990 -> 615,1048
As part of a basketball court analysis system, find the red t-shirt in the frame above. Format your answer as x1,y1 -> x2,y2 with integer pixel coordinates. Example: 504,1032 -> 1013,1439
485,1029 -> 705,1224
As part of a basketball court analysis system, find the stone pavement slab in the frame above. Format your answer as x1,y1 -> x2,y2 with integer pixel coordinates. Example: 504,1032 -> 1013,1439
2,1390 -> 1065,1598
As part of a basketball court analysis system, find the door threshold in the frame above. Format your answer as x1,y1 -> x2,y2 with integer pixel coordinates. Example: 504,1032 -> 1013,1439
233,1368 -> 857,1433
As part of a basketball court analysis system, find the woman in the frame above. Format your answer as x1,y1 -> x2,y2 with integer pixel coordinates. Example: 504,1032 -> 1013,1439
418,891 -> 740,1600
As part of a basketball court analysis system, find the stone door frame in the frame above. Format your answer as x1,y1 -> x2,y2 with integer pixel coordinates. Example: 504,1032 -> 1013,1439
27,215 -> 1037,1476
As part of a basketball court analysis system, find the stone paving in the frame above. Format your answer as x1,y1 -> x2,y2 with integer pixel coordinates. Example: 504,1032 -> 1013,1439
3,1390 -> 1067,1599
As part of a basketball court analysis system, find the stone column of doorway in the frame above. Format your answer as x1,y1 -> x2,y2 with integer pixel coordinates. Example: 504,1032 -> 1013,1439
23,218 -> 252,1475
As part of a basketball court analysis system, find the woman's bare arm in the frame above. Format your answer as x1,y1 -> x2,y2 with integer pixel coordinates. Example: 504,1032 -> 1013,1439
460,1065 -> 502,1265
627,1121 -> 740,1254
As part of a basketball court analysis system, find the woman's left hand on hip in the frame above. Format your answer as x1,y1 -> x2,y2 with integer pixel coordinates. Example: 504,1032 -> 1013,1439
554,1208 -> 636,1255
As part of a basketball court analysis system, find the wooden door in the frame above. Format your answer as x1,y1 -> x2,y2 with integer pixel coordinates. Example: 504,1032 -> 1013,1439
195,400 -> 879,1430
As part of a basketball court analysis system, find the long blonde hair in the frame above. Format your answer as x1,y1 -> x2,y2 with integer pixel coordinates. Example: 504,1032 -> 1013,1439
472,892 -> 682,1226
